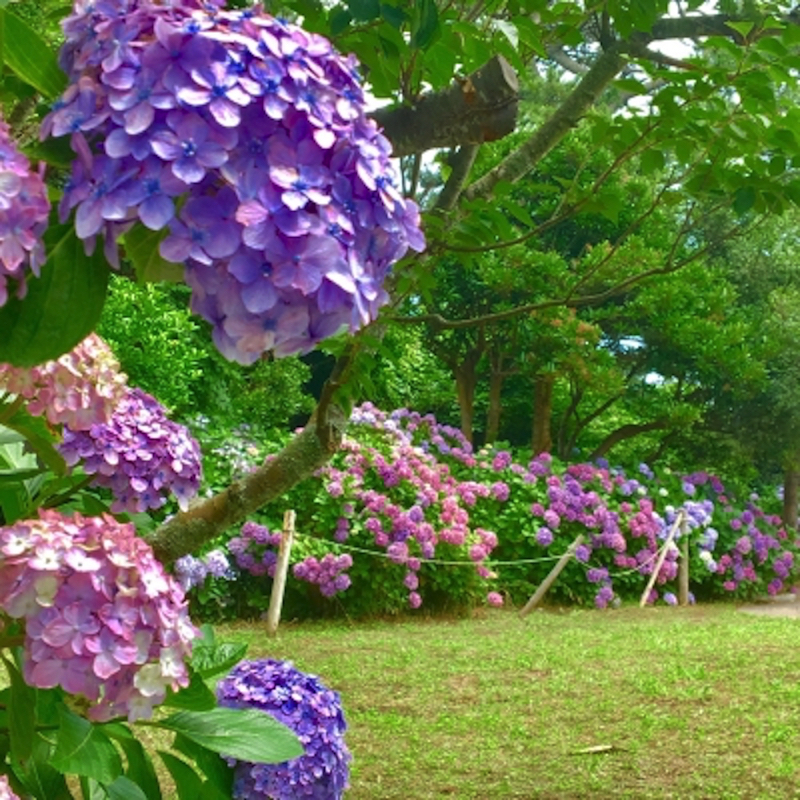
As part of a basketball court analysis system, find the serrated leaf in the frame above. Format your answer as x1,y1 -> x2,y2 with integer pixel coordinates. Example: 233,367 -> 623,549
0,222 -> 110,367
157,753 -> 204,800
173,734 -> 232,797
163,668 -> 217,712
725,20 -> 754,40
5,658 -> 36,763
12,734 -> 72,800
103,723 -> 162,800
51,706 -> 122,785
1,9 -> 66,98
125,225 -> 184,284
156,709 -> 303,764
190,640 -> 248,679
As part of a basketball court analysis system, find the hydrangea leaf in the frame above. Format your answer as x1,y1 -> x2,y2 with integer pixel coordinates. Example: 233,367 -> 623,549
190,638 -> 249,679
0,223 -> 110,368
4,407 -> 67,476
156,709 -> 304,764
172,734 -> 233,797
157,752 -> 224,800
124,226 -> 184,284
103,723 -> 163,800
50,706 -> 123,786
11,733 -> 72,800
5,658 -> 36,763
105,775 -> 150,800
0,9 -> 66,98
162,668 -> 217,712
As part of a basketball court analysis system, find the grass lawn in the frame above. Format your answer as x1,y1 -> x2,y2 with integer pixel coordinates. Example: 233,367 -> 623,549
216,604 -> 800,800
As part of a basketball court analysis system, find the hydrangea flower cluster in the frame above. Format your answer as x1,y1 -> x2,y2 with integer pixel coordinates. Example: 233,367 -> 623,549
0,333 -> 127,430
59,387 -> 202,512
317,403 -> 502,608
0,510 -> 198,722
217,659 -> 351,800
293,553 -> 353,597
0,114 -> 50,307
46,0 -> 425,363
228,520 -> 284,577
175,548 -> 235,590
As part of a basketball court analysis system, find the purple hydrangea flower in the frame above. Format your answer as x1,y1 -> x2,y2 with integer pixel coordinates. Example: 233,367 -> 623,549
58,387 -> 202,512
45,0 -> 425,363
0,114 -> 50,306
217,659 -> 351,800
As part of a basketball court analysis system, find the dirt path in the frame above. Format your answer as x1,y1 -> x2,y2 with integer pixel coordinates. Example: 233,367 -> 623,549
737,593 -> 800,618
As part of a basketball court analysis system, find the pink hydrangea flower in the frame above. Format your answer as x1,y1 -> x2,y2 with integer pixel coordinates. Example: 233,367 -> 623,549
487,591 -> 503,607
0,510 -> 198,722
0,334 -> 127,430
0,776 -> 20,800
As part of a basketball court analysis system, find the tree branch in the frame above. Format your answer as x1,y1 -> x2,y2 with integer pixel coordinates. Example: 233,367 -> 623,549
463,46 -> 628,202
371,55 -> 519,158
435,145 -> 480,212
149,403 -> 347,565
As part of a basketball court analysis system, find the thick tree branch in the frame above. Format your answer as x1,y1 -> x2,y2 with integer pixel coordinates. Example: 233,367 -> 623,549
371,55 -> 519,158
589,419 -> 671,460
464,46 -> 627,202
149,404 -> 347,565
435,145 -> 480,212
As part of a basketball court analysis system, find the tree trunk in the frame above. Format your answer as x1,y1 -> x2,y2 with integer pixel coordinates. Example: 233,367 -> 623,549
782,465 -> 799,529
454,356 -> 480,444
485,371 -> 503,444
531,373 -> 555,455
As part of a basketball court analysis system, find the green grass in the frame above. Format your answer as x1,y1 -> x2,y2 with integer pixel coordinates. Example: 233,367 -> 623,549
215,604 -> 800,800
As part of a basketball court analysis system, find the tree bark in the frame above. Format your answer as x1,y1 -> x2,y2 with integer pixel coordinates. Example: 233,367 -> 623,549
589,419 -> 669,461
486,369 -> 504,444
454,351 -> 482,444
782,464 -> 799,530
531,372 -> 555,455
371,55 -> 519,158
149,406 -> 347,565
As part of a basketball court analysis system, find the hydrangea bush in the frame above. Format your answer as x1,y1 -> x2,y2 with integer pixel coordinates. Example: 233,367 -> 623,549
217,659 -> 351,800
182,404 -> 798,619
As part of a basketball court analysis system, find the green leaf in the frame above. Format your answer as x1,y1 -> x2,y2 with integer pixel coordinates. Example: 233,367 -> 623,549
163,668 -> 217,712
380,3 -> 406,28
103,723 -> 162,800
733,185 -> 756,215
725,20 -> 754,41
5,658 -> 36,763
124,225 -> 184,284
328,7 -> 352,35
12,734 -> 72,800
106,775 -> 150,800
0,9 -> 66,98
346,0 -> 380,21
640,148 -> 665,174
190,636 -> 248,679
155,709 -> 303,764
0,222 -> 110,367
51,706 -> 123,785
173,734 -> 232,797
4,407 -> 67,475
157,752 -> 204,800
410,0 -> 439,49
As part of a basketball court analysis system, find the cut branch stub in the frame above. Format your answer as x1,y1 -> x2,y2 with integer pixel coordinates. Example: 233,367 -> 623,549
371,55 -> 519,158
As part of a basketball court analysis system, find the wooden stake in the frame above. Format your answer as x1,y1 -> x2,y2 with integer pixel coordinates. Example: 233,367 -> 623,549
678,513 -> 690,606
639,511 -> 683,608
519,535 -> 584,617
266,510 -> 295,637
